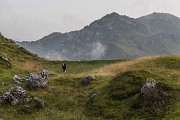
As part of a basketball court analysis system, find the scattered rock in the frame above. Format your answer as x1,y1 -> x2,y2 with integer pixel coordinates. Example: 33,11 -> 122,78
0,70 -> 48,113
141,79 -> 156,94
23,97 -> 33,104
23,105 -> 31,113
0,86 -> 27,104
47,108 -> 53,116
2,57 -> 9,62
81,76 -> 95,85
18,58 -> 25,62
1,82 -> 5,86
0,56 -> 12,68
90,92 -> 99,98
12,75 -> 25,84
50,73 -> 55,75
11,86 -> 27,98
140,80 -> 173,117
34,97 -> 45,108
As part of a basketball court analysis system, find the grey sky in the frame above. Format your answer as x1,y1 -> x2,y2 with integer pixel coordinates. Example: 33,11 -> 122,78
0,0 -> 180,41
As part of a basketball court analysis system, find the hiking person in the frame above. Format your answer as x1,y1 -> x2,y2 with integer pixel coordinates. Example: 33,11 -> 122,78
62,63 -> 68,74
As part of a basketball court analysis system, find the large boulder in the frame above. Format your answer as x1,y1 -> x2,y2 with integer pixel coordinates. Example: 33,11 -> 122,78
26,70 -> 49,89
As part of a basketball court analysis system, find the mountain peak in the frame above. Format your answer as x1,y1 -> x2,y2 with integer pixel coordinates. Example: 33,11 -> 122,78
99,12 -> 120,21
40,32 -> 62,40
108,12 -> 120,16
138,12 -> 180,20
17,12 -> 180,60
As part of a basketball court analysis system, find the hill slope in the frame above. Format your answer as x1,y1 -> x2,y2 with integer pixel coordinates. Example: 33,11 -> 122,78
0,34 -> 180,120
16,12 -> 180,60
0,33 -> 39,68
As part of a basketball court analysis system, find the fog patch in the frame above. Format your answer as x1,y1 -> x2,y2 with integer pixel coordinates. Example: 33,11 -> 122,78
91,42 -> 106,60
45,50 -> 68,60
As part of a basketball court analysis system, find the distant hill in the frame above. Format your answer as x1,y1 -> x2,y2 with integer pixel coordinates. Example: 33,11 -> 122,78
16,12 -> 180,60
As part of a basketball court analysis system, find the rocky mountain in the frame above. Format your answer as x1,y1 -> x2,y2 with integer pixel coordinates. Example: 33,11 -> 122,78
16,12 -> 180,60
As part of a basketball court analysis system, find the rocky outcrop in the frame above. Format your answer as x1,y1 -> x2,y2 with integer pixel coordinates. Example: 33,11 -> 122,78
0,86 -> 26,105
0,70 -> 47,111
27,70 -> 49,89
13,70 -> 49,89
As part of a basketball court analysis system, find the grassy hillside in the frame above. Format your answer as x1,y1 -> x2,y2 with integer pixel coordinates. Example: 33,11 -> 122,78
0,35 -> 180,120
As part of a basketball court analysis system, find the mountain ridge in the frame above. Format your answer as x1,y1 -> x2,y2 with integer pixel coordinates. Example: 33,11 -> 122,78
16,12 -> 180,60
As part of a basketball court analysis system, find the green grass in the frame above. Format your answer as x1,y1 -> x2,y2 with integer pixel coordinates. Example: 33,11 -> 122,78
86,70 -> 176,120
0,34 -> 180,120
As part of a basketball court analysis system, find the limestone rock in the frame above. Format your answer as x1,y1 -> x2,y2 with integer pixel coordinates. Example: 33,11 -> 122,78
26,70 -> 49,89
0,86 -> 27,104
11,99 -> 18,105
12,75 -> 25,84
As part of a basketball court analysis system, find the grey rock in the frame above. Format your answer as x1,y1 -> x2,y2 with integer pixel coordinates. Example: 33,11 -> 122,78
34,97 -> 44,108
0,71 -> 46,109
47,108 -> 53,116
26,70 -> 49,89
12,75 -> 25,84
11,99 -> 18,105
141,79 -> 156,94
1,82 -> 5,86
0,86 -> 26,104
2,57 -> 9,62
81,76 -> 95,85
11,86 -> 27,98
23,97 -> 33,104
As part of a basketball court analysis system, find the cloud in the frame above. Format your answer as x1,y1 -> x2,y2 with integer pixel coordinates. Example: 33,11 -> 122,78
45,50 -> 68,60
91,42 -> 106,60
0,0 -> 180,40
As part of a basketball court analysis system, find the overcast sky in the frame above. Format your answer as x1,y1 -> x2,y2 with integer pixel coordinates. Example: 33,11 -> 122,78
0,0 -> 180,41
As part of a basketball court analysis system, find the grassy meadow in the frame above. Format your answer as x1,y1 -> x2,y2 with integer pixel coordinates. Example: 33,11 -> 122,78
0,35 -> 180,119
